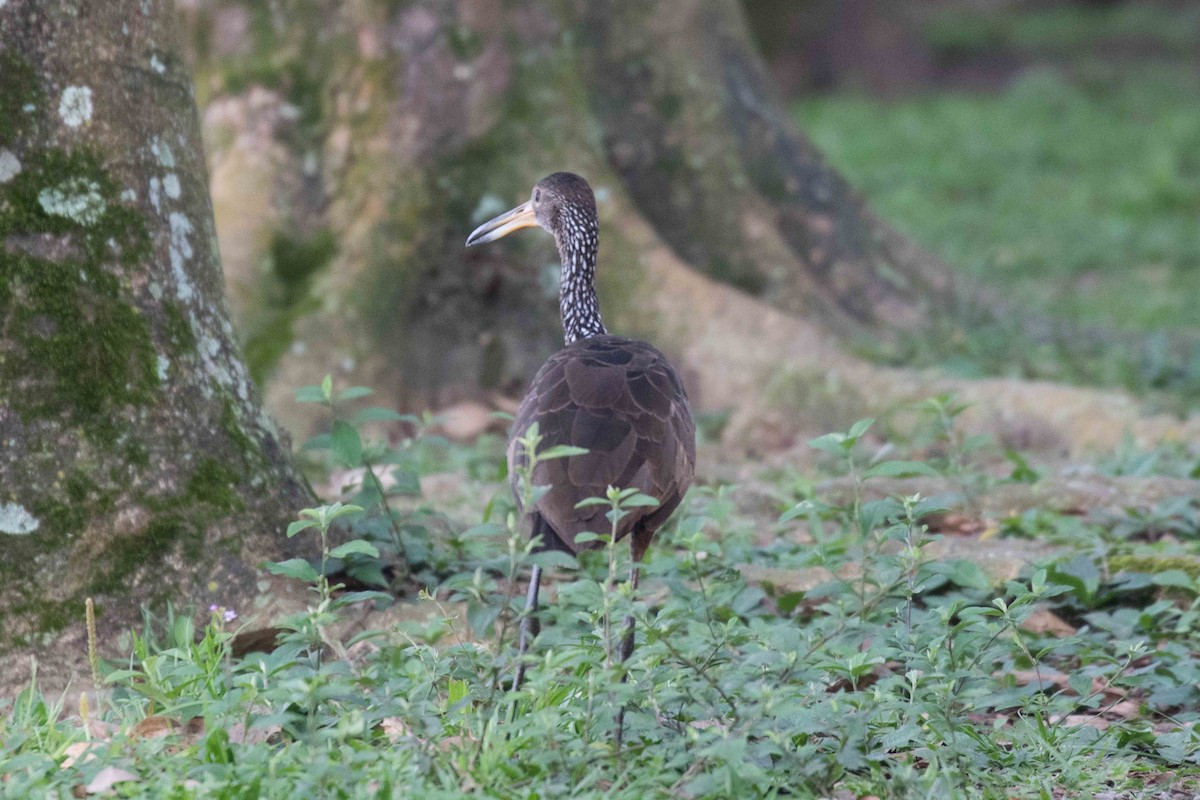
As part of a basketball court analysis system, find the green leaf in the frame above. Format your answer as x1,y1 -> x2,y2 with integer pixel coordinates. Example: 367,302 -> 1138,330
448,678 -> 469,707
807,432 -> 847,455
860,498 -> 903,530
460,523 -> 507,540
1029,568 -> 1048,594
1047,555 -> 1101,603
295,385 -> 326,404
621,493 -> 661,508
1151,570 -> 1196,590
539,445 -> 589,460
337,386 -> 374,401
333,590 -> 392,606
779,500 -> 819,523
385,465 -> 422,496
331,420 -> 363,467
847,418 -> 875,440
863,460 -> 940,479
265,558 -> 319,584
945,559 -> 990,590
327,503 -> 365,521
346,561 -> 389,588
604,507 -> 630,525
1005,449 -> 1041,483
321,374 -> 333,402
1155,731 -> 1188,764
467,601 -> 499,637
287,519 -> 317,538
529,550 -> 578,570
912,496 -> 952,518
879,723 -> 921,752
776,591 -> 806,615
329,540 -> 380,560
574,497 -> 609,509
204,726 -> 233,765
1068,673 -> 1092,699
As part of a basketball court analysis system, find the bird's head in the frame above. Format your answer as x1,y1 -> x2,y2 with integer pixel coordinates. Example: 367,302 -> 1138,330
466,172 -> 596,248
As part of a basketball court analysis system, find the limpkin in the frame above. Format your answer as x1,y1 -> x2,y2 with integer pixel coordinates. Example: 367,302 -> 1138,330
466,172 -> 696,690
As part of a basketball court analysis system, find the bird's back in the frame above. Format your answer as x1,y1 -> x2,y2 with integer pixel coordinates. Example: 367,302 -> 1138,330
508,335 -> 695,557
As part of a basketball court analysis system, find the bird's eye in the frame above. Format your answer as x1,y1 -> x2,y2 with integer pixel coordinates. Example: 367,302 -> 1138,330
534,189 -> 541,202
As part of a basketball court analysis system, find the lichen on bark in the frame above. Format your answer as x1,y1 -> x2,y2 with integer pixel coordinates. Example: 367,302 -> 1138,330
0,0 -> 311,691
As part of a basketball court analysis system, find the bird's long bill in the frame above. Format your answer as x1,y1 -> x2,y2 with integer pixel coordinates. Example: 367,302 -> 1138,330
465,201 -> 538,247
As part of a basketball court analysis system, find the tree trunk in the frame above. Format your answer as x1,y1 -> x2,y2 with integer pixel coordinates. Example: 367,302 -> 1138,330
184,0 -> 934,426
184,1 -> 1196,451
0,0 -> 311,692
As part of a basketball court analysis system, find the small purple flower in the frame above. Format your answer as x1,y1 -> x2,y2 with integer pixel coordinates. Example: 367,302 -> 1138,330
209,604 -> 237,623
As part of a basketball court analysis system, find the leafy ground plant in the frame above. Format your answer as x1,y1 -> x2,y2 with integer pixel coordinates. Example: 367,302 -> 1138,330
2,405 -> 1199,798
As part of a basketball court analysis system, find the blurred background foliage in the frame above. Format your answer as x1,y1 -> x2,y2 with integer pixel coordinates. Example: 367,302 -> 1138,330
747,0 -> 1199,334
735,0 -> 1200,409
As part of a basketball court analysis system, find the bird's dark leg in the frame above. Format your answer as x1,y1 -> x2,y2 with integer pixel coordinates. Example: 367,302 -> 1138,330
512,564 -> 542,692
619,562 -> 640,663
615,546 -> 646,752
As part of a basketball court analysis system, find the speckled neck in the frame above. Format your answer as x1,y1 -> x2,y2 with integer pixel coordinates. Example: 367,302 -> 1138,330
554,205 -> 606,345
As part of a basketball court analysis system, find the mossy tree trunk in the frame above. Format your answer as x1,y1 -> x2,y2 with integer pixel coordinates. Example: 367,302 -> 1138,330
186,0 -> 1195,452
0,1 -> 311,690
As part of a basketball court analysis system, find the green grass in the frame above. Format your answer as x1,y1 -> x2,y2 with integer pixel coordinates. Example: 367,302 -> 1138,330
3,388 -> 1200,798
797,67 -> 1200,334
923,3 -> 1200,56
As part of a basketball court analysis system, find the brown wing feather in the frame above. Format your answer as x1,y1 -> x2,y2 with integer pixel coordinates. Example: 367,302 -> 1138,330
508,335 -> 695,556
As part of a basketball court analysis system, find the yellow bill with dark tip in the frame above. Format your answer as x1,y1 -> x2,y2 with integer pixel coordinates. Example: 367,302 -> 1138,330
466,201 -> 538,247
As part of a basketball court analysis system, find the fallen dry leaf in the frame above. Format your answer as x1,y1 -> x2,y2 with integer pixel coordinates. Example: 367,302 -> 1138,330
1020,606 -> 1077,637
346,639 -> 381,669
1057,714 -> 1111,730
74,718 -> 117,740
131,715 -> 179,740
380,717 -> 412,743
437,401 -> 499,440
226,720 -> 281,745
61,741 -> 100,769
84,765 -> 139,794
922,512 -> 988,537
1106,699 -> 1141,719
437,735 -> 473,752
